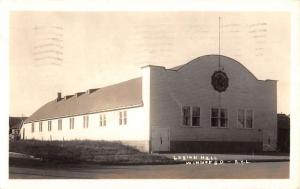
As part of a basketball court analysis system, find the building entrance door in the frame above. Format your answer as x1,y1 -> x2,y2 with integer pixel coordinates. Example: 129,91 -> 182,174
151,128 -> 170,152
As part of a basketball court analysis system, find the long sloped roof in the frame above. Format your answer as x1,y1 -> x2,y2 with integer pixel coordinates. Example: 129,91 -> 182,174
25,77 -> 142,123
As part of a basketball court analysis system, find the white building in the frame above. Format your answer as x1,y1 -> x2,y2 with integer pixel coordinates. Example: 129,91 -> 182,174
21,55 -> 277,153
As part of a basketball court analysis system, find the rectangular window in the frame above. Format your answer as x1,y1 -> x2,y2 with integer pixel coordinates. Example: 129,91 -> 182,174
182,106 -> 191,126
237,109 -> 245,128
83,116 -> 89,128
246,110 -> 253,128
192,107 -> 200,126
119,112 -> 123,125
220,109 -> 228,128
211,108 -> 228,128
58,119 -> 62,130
48,121 -> 52,131
211,108 -> 219,127
119,111 -> 127,126
123,111 -> 127,125
39,122 -> 43,132
31,123 -> 34,133
100,114 -> 102,126
100,114 -> 106,127
70,117 -> 74,130
237,109 -> 253,128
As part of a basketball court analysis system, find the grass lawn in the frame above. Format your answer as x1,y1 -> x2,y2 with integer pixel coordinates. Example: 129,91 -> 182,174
9,140 -> 176,166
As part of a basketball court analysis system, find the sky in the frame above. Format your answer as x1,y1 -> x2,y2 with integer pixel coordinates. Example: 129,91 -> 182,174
9,11 -> 290,116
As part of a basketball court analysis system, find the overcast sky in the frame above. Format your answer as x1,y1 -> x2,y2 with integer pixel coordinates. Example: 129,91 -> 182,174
9,11 -> 290,116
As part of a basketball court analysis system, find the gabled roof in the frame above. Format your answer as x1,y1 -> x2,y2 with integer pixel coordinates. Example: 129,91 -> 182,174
168,54 -> 260,80
24,77 -> 142,123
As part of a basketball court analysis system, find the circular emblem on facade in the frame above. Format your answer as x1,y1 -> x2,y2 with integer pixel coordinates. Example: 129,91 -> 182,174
211,70 -> 229,92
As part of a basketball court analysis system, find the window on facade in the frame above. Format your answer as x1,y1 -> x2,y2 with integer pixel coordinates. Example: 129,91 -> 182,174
246,110 -> 253,128
220,109 -> 228,128
39,122 -> 43,132
119,111 -> 127,126
48,121 -> 52,131
182,106 -> 191,126
70,117 -> 75,130
237,109 -> 253,129
211,108 -> 228,128
58,119 -> 62,130
100,114 -> 106,127
238,109 -> 245,128
211,108 -> 219,127
31,123 -> 34,133
83,116 -> 89,128
192,107 -> 200,126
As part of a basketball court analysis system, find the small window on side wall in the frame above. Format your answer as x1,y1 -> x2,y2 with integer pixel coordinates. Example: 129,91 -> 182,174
104,114 -> 106,126
123,111 -> 127,125
31,123 -> 34,133
58,119 -> 62,130
119,111 -> 127,126
48,121 -> 52,131
39,122 -> 43,132
83,116 -> 89,128
100,114 -> 106,127
69,117 -> 75,130
119,112 -> 123,125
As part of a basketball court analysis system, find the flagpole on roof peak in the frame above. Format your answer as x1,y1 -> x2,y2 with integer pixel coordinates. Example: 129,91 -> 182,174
218,16 -> 221,70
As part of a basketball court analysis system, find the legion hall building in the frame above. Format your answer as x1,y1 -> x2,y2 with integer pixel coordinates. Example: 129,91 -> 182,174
20,55 -> 278,153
